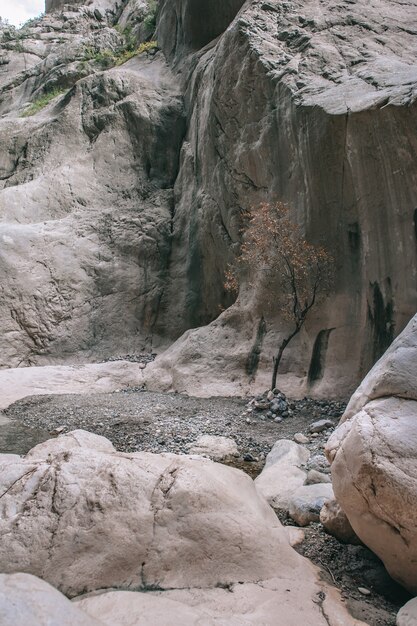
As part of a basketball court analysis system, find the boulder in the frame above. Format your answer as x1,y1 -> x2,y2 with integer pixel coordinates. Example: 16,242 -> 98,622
254,440 -> 309,512
288,483 -> 334,527
0,430 -> 297,596
326,315 -> 417,593
0,573 -> 102,626
0,431 -> 368,625
309,420 -> 334,434
264,440 -> 310,470
397,598 -> 417,626
320,499 -> 359,544
186,434 -> 239,461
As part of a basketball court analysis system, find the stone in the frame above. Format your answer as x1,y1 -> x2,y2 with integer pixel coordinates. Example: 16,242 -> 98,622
307,454 -> 331,473
186,435 -> 239,461
0,570 -> 367,626
320,499 -> 359,544
309,419 -> 334,434
294,433 -> 309,444
306,470 -> 331,485
326,315 -> 417,593
0,430 -> 296,597
358,587 -> 371,596
284,527 -> 305,548
288,483 -> 334,527
264,440 -> 310,470
397,598 -> 417,626
255,440 -> 309,512
0,573 -> 102,626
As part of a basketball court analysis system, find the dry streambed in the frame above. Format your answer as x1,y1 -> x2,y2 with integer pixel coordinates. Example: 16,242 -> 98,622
1,390 -> 410,625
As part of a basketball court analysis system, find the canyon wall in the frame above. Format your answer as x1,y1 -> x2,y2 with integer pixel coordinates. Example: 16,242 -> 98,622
0,0 -> 416,396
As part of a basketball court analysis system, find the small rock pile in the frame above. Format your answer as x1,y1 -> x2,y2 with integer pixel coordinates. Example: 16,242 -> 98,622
243,390 -> 345,424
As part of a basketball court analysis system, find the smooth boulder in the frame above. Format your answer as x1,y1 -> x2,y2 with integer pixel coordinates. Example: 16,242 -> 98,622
326,315 -> 417,593
0,430 -> 296,596
254,440 -> 309,512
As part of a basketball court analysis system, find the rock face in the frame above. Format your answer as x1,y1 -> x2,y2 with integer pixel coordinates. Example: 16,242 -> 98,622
0,7 -> 185,367
326,315 -> 417,593
0,432 -> 366,625
1,0 -> 417,397
0,361 -> 140,410
144,0 -> 417,397
45,0 -> 83,13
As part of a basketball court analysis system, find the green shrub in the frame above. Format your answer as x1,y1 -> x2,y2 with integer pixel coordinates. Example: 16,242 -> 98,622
20,88 -> 66,117
143,0 -> 158,33
115,40 -> 158,66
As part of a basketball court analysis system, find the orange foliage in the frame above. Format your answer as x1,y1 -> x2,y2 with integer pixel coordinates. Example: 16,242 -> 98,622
225,202 -> 333,324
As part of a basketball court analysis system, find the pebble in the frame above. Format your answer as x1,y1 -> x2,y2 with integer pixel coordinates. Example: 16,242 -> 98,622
358,587 -> 371,596
294,433 -> 309,444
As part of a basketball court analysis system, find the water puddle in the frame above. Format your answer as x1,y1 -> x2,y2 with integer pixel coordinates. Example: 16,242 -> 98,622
0,413 -> 51,455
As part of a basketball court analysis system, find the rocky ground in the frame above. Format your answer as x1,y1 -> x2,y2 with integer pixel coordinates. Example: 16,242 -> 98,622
1,388 -> 411,625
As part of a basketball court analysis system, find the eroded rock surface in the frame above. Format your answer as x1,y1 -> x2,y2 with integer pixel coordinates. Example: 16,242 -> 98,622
0,361 -> 140,410
326,314 -> 417,593
1,0 -> 417,395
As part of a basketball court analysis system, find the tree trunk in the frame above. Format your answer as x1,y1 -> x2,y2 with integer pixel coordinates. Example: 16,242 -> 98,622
271,326 -> 301,390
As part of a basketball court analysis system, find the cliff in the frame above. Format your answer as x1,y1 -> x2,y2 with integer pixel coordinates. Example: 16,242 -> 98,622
1,0 -> 416,397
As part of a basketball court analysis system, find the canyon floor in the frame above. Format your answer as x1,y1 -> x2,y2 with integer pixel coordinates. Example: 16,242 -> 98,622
0,388 -> 410,625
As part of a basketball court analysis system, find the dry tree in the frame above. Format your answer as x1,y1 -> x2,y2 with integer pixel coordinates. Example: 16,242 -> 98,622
225,202 -> 334,390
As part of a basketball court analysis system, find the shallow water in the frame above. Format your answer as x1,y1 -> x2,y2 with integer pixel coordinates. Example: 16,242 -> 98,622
0,413 -> 50,455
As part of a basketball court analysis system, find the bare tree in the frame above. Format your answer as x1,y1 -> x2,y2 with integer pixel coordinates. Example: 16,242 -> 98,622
225,202 -> 333,390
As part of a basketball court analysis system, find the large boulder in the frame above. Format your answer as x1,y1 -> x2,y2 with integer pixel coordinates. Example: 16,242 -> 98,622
0,430 -> 297,596
0,431 -> 368,624
76,579 -> 367,626
326,314 -> 417,593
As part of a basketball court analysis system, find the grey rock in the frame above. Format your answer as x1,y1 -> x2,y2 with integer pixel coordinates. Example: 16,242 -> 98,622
320,499 -> 359,544
306,470 -> 331,485
293,433 -> 309,445
264,440 -> 310,471
288,484 -> 334,527
309,419 -> 334,433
